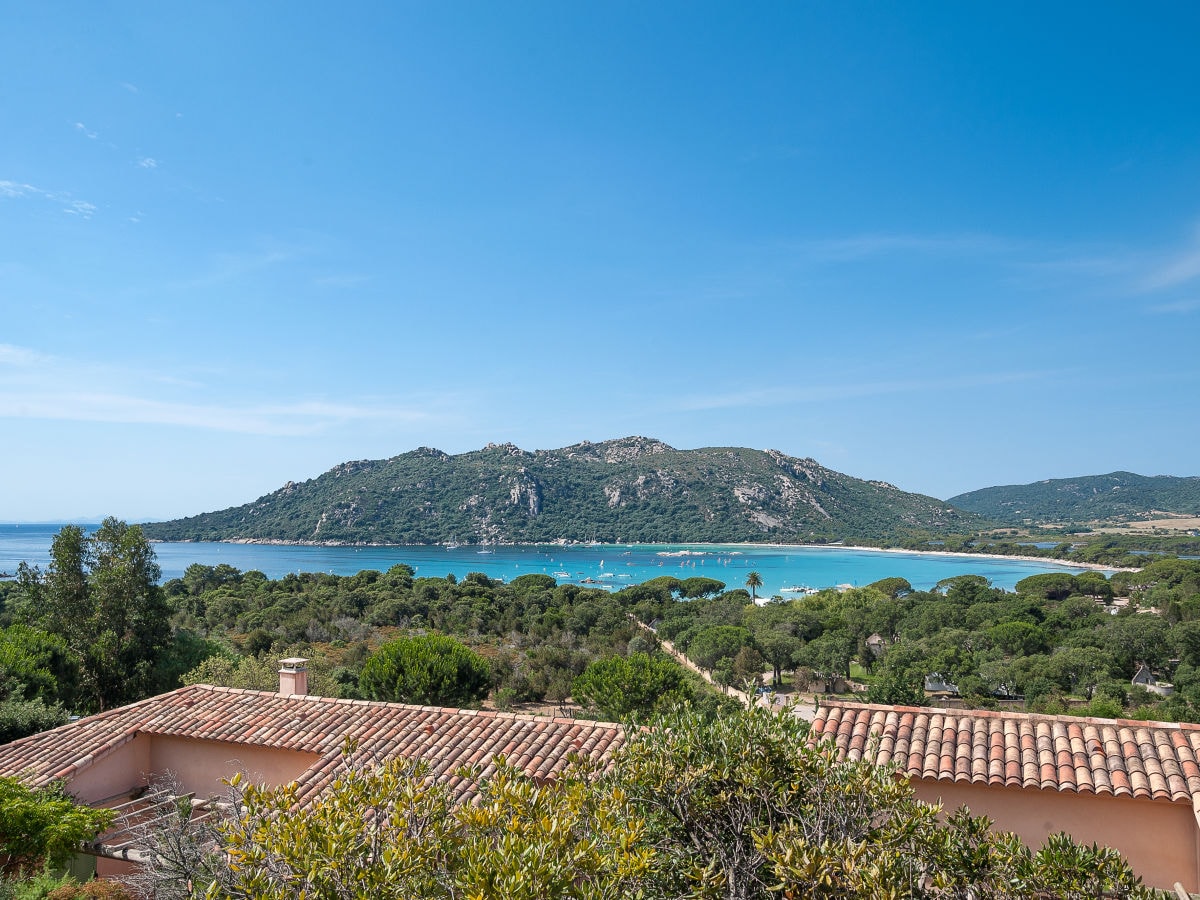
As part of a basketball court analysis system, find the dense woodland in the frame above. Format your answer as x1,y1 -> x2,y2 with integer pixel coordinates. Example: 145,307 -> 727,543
4,521 -> 1200,897
4,520 -> 1200,742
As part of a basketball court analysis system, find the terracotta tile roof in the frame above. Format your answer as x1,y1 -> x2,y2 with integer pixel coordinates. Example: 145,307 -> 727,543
0,684 -> 625,803
810,701 -> 1200,803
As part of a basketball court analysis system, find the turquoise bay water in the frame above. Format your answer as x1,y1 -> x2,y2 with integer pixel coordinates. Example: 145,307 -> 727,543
0,525 -> 1101,593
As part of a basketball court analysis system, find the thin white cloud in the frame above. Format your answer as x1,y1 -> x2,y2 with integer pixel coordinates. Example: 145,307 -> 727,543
0,180 -> 38,198
0,391 -> 434,436
679,370 -> 1050,412
64,200 -> 97,218
120,82 -> 139,94
74,122 -> 98,139
0,179 -> 97,219
169,246 -> 298,291
792,223 -> 1200,315
137,157 -> 158,169
0,346 -> 445,435
794,232 -> 1018,263
1150,297 -> 1200,314
0,344 -> 47,367
1141,226 -> 1200,291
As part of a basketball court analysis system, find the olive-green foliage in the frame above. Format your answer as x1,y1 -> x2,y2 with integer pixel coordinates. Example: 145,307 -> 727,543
0,778 -> 113,876
0,626 -> 76,743
17,520 -> 170,712
359,635 -> 491,707
572,652 -> 689,721
193,705 -> 1150,900
1014,572 -> 1078,601
213,746 -> 651,900
171,565 -> 665,708
181,649 -> 346,698
623,704 -> 1151,900
682,625 -> 753,670
659,558 -> 1200,722
865,576 -> 913,599
0,700 -> 68,747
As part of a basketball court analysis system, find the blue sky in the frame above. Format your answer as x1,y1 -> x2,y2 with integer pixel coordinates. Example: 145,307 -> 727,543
2,2 -> 1199,522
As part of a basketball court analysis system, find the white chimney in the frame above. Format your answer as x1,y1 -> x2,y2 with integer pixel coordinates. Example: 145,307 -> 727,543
279,657 -> 309,696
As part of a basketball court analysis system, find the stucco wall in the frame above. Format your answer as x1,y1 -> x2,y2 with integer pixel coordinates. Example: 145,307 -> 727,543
146,735 -> 321,797
911,777 -> 1199,892
68,734 -> 151,805
76,734 -> 320,877
66,733 -> 321,805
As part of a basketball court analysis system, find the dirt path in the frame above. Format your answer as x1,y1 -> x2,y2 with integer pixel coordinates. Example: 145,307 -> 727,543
633,618 -> 820,721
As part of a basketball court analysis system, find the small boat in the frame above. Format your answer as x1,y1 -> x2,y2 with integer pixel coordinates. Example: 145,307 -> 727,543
780,585 -> 818,596
552,571 -> 570,578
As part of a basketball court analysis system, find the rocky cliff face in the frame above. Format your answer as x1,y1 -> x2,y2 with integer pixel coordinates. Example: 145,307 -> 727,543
144,437 -> 980,544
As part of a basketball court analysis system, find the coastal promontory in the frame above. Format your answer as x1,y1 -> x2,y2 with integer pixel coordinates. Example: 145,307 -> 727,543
142,437 -> 980,545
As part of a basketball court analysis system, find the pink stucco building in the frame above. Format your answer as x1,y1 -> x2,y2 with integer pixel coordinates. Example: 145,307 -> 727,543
811,700 -> 1200,892
3,666 -> 1199,891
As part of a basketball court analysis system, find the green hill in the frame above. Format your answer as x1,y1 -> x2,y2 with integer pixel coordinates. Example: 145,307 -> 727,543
948,471 -> 1200,525
143,437 -> 979,544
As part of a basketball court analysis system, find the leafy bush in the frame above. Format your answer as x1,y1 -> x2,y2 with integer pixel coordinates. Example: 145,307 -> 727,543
0,778 -> 113,876
359,635 -> 490,707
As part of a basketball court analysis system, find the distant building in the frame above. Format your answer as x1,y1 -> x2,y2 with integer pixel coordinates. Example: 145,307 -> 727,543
864,633 -> 887,659
1132,663 -> 1174,697
923,672 -> 959,696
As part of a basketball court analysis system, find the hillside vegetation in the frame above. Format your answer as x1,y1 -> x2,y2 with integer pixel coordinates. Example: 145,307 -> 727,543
143,437 -> 980,545
949,471 -> 1200,525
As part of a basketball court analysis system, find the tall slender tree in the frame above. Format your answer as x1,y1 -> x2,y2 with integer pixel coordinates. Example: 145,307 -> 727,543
745,571 -> 763,602
19,518 -> 170,712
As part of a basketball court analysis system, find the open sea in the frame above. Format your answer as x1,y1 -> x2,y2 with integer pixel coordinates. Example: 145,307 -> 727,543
0,524 -> 1103,593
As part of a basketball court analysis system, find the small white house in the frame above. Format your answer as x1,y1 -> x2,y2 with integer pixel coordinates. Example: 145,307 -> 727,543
1131,663 -> 1174,697
924,672 -> 959,695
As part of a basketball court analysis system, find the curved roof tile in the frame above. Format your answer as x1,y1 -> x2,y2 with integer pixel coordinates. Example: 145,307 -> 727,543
810,701 -> 1200,804
0,684 -> 625,806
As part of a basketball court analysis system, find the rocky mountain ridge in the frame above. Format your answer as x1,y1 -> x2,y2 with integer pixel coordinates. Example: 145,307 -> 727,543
144,437 -> 981,545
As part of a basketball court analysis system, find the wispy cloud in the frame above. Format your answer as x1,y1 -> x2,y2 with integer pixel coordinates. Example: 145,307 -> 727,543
0,344 -> 48,367
0,392 -> 434,436
64,200 -> 97,218
137,157 -> 158,169
169,246 -> 299,291
0,179 -> 97,218
119,82 -> 139,94
793,232 -> 1018,264
74,122 -> 98,139
679,370 -> 1050,412
1141,226 -> 1200,291
0,344 -> 444,436
0,181 -> 38,198
791,223 -> 1200,315
1150,297 -> 1200,314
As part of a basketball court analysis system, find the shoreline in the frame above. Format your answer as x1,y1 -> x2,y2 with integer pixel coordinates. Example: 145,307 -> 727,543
147,537 -> 1134,572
